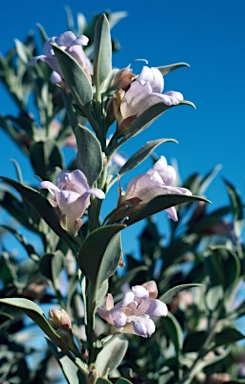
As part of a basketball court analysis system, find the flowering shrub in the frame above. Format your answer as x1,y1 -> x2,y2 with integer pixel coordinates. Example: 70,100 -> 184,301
0,8 -> 244,384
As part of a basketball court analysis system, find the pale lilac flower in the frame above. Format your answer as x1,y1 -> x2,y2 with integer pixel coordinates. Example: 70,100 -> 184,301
98,281 -> 168,337
39,170 -> 105,235
119,66 -> 184,122
29,31 -> 92,83
124,156 -> 192,221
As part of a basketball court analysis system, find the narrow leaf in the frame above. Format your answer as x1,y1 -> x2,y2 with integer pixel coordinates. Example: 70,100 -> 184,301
76,125 -> 103,186
119,138 -> 177,176
214,326 -> 245,348
224,178 -> 243,237
30,140 -> 63,180
94,14 -> 112,90
126,194 -> 211,226
0,298 -> 66,349
162,312 -> 183,355
159,284 -> 203,304
36,23 -> 48,45
53,45 -> 93,107
157,62 -> 190,76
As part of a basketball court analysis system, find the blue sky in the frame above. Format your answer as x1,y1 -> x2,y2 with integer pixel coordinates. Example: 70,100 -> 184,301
0,0 -> 244,254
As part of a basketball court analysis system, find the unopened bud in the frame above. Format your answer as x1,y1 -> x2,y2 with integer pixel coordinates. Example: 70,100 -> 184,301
87,367 -> 99,384
49,308 -> 72,331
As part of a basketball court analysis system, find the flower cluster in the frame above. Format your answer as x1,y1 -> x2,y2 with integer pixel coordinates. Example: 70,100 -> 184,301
98,281 -> 168,337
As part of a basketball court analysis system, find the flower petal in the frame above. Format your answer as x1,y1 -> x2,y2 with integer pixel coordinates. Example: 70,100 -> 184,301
110,310 -> 127,328
132,285 -> 149,300
146,299 -> 168,317
88,188 -> 105,200
165,206 -> 178,222
38,181 -> 60,193
132,316 -> 156,337
55,31 -> 77,47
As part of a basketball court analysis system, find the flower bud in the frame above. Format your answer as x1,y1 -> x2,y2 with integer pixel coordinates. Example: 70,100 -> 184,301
87,366 -> 99,384
49,308 -> 72,331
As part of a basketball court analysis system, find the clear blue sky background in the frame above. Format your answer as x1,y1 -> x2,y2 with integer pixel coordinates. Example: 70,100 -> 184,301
0,0 -> 244,254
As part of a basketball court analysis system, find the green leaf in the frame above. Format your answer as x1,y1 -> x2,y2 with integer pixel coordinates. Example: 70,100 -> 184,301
224,178 -> 243,237
199,164 -> 222,195
52,45 -> 93,107
159,284 -> 203,304
162,312 -> 183,355
0,177 -> 80,254
78,224 -> 125,286
96,379 -> 113,384
95,337 -> 128,376
36,23 -> 49,45
30,140 -> 63,180
115,379 -> 133,384
76,125 -> 103,186
39,251 -> 64,290
58,355 -> 84,384
0,224 -> 37,260
183,330 -> 206,353
93,14 -> 112,91
119,138 -> 177,176
47,340 -> 87,383
205,285 -> 223,312
95,279 -> 109,307
207,246 -> 241,291
157,62 -> 190,76
14,39 -> 31,64
126,194 -> 211,226
61,88 -> 79,133
119,101 -> 195,143
214,326 -> 244,348
0,298 -> 67,350
0,189 -> 42,234
107,11 -> 128,29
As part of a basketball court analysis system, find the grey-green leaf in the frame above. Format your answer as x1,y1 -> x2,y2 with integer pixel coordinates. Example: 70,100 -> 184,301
126,194 -> 211,226
94,14 -> 112,91
157,62 -> 190,76
0,298 -> 66,349
76,124 -> 103,186
115,101 -> 194,144
162,312 -> 183,355
30,140 -> 63,180
78,224 -> 126,286
95,337 -> 128,376
119,138 -> 177,176
159,284 -> 203,304
224,178 -> 243,237
52,45 -> 93,107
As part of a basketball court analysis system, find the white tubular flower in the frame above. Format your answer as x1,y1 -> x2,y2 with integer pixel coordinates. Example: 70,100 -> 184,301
98,280 -> 168,338
125,156 -> 192,221
120,66 -> 184,121
29,31 -> 92,83
39,169 -> 105,235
